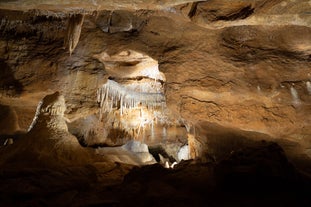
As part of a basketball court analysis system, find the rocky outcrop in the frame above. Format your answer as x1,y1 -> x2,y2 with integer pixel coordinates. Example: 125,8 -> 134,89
95,140 -> 156,165
180,0 -> 311,29
0,2 -> 311,207
0,92 -> 91,167
121,142 -> 310,207
0,0 -> 200,12
95,50 -> 165,80
93,10 -> 146,33
0,1 -> 310,169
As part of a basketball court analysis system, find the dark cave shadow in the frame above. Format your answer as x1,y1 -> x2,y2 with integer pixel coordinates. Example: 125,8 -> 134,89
0,59 -> 23,95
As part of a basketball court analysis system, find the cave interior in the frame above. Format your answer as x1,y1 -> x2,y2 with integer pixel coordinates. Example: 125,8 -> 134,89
0,0 -> 311,206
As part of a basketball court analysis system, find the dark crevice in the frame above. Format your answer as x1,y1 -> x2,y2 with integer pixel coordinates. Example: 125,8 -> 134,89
117,61 -> 140,67
108,76 -> 165,85
188,2 -> 199,19
216,5 -> 254,21
149,145 -> 176,163
0,59 -> 23,95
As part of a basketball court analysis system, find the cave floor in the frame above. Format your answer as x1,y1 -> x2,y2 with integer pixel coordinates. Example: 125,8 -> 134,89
0,141 -> 311,207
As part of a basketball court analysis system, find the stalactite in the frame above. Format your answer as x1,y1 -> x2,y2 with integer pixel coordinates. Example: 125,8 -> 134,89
290,86 -> 301,106
96,79 -> 170,139
151,121 -> 154,140
162,127 -> 167,141
64,14 -> 85,56
306,81 -> 311,95
97,79 -> 165,115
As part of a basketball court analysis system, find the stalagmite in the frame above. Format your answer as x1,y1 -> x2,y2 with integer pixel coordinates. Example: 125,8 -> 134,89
3,138 -> 13,146
64,14 -> 85,56
177,144 -> 190,161
171,162 -> 177,169
28,100 -> 43,131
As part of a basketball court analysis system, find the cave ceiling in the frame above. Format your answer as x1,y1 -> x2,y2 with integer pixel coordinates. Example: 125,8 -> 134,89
0,0 -> 201,11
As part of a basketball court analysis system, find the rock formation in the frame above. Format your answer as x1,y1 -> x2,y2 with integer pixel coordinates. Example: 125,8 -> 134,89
96,140 -> 156,165
0,0 -> 310,206
0,0 -> 310,165
0,92 -> 91,167
64,14 -> 85,55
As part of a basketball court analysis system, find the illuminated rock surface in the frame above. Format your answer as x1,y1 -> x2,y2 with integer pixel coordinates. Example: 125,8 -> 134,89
0,92 -> 92,167
0,0 -> 310,206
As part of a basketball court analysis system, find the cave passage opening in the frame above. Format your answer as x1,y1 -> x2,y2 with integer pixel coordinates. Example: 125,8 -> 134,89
68,50 -> 190,165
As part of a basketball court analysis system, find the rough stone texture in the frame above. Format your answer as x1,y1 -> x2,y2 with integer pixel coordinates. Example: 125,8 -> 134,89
95,140 -> 156,165
0,92 -> 92,167
93,10 -> 146,33
0,0 -> 200,12
1,1 -> 310,206
0,104 -> 20,135
122,140 -> 149,153
0,1 -> 310,163
121,146 -> 310,207
181,0 -> 311,28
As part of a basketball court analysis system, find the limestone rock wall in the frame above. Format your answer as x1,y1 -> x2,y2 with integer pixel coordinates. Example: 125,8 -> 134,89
0,1 -> 310,159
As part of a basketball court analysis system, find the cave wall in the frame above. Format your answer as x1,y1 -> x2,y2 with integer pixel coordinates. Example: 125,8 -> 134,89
0,0 -> 310,146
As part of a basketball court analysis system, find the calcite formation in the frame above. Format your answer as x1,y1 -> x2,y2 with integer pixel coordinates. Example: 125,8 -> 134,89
0,1 -> 311,207
0,0 -> 310,166
0,92 -> 91,167
64,14 -> 85,55
97,79 -> 165,115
